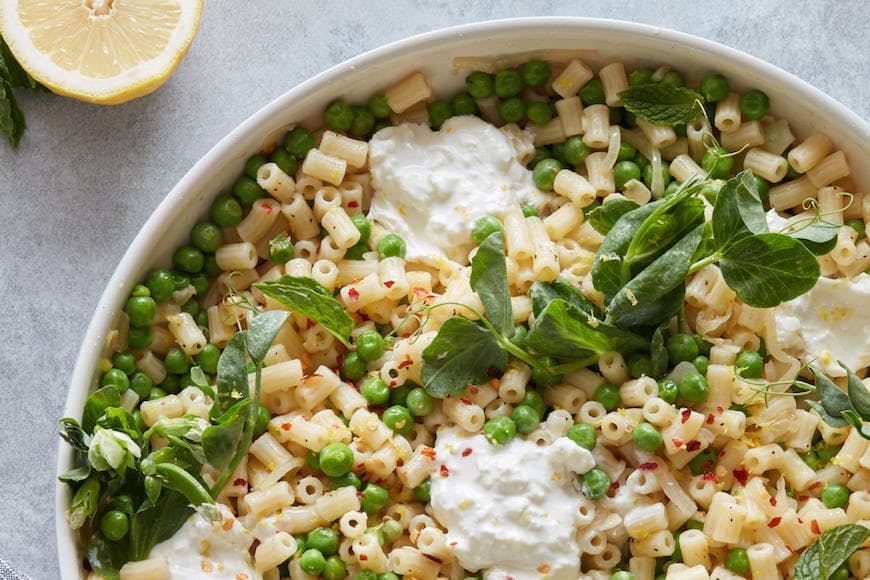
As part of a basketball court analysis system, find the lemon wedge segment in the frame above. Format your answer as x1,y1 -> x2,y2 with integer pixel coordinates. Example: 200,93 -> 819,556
0,0 -> 202,104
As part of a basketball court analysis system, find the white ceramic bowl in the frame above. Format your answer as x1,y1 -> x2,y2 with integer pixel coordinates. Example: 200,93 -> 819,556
56,17 -> 870,577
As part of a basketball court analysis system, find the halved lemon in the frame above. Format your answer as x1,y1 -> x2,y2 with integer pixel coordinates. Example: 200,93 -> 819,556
0,0 -> 202,105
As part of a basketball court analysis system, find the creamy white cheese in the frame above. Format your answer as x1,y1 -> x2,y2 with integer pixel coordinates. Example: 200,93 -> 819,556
367,116 -> 545,264
430,426 -> 595,580
772,273 -> 870,376
150,504 -> 261,580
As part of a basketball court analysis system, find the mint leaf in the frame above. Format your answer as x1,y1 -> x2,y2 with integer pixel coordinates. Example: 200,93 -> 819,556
719,233 -> 819,308
795,524 -> 870,580
256,276 -> 353,347
0,38 -> 44,91
0,78 -> 25,147
421,317 -> 508,398
619,83 -> 705,127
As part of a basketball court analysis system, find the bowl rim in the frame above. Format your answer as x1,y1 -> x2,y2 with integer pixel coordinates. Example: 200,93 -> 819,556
55,15 -> 870,577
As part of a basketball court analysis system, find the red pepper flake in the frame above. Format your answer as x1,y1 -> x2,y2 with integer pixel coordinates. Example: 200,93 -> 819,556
671,437 -> 685,448
461,448 -> 473,457
359,554 -> 368,561
537,565 -> 551,574
263,204 -> 273,215
389,380 -> 397,387
797,517 -> 803,524
769,497 -> 778,506
281,423 -> 292,431
768,517 -> 782,528
303,416 -> 311,422
681,409 -> 692,424
356,463 -> 365,470
440,465 -> 450,477
413,287 -> 432,301
469,386 -> 479,394
357,492 -> 365,498
702,472 -> 718,482
798,495 -> 810,502
733,468 -> 749,486
607,482 -> 620,496
638,462 -> 659,471
706,413 -> 715,425
449,541 -> 458,547
396,459 -> 404,467
359,312 -> 369,321
397,356 -> 413,369
421,447 -> 436,460
717,406 -> 724,414
808,481 -> 823,490
233,478 -> 248,487
460,398 -> 472,406
811,520 -> 821,534
686,440 -> 701,452
348,200 -> 359,208
348,288 -> 360,302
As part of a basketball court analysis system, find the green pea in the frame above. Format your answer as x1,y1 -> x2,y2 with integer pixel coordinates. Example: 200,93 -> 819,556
661,70 -> 685,87
101,368 -> 130,391
616,142 -> 637,162
581,468 -> 611,500
613,160 -> 641,190
351,213 -> 372,243
210,194 -> 242,227
125,295 -> 156,328
593,383 -> 620,411
351,106 -> 376,139
194,343 -> 220,374
172,245 -> 204,274
685,519 -> 704,531
821,483 -> 850,509
741,89 -> 770,120
163,346 -> 190,375
342,241 -> 367,261
526,101 -> 553,125
266,233 -> 294,265
466,71 -> 494,99
632,422 -> 662,452
520,391 -> 547,418
367,94 -> 391,119
627,353 -> 652,379
390,383 -> 412,406
380,519 -> 403,543
299,548 -> 326,574
532,356 -> 563,387
679,372 -> 709,403
660,181 -> 679,198
749,174 -> 770,202
202,253 -> 221,277
356,331 -> 385,363
341,351 -> 367,382
498,97 -> 526,124
171,270 -> 189,291
657,378 -> 678,404
189,272 -> 209,295
567,423 -> 597,450
529,147 -> 551,169
413,479 -> 430,503
521,203 -> 539,218
611,572 -> 634,580
642,160 -> 671,189
232,176 -> 265,208
699,74 -> 729,102
128,326 -> 153,349
178,298 -> 198,319
148,386 -> 167,400
377,233 -> 406,259
99,510 -> 129,541
483,416 -> 517,445
693,355 -> 709,375
666,333 -> 699,364
830,566 -> 850,580
428,100 -> 453,130
724,548 -> 749,574
406,387 -> 434,417
383,405 -> 414,435
130,284 -> 150,297
354,572 -> 378,580
511,404 -> 541,434
802,449 -> 821,470
130,372 -> 153,400
563,135 -> 592,165
284,126 -> 315,158
266,148 -> 295,177
360,483 -> 389,514
494,69 -> 523,98
532,158 -> 563,191
323,555 -> 347,580
144,269 -> 175,303
378,573 -> 400,580
628,68 -> 654,86
306,526 -> 339,556
472,215 -> 504,244
846,218 -> 866,240
324,100 -> 354,132
450,92 -> 478,116
735,350 -> 764,379
579,78 -> 605,106
550,142 -> 567,164
521,59 -> 550,87
688,448 -> 718,475
701,146 -> 734,179
694,335 -> 712,357
245,154 -> 267,179
361,375 -> 390,405
330,471 -> 363,491
111,352 -> 136,376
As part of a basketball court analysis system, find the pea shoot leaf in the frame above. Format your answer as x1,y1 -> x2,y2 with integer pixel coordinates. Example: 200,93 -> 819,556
129,489 -> 194,561
785,220 -> 840,256
256,276 -> 353,347
421,317 -> 508,398
592,200 -> 662,296
845,363 -> 870,420
215,332 -> 249,413
202,400 -> 250,471
618,83 -> 705,127
82,385 -> 122,433
712,170 -> 768,249
719,233 -> 819,308
470,232 -> 513,337
246,310 -> 290,364
530,279 -> 601,320
650,322 -> 670,378
86,532 -> 126,580
587,197 -> 639,235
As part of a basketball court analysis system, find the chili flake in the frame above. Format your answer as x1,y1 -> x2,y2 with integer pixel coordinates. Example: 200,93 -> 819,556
681,409 -> 692,424
811,520 -> 821,534
348,287 -> 360,301
733,468 -> 749,486
440,465 -> 450,477
769,497 -> 778,506
462,448 -> 473,457
686,440 -> 701,452
638,462 -> 659,471
384,280 -> 395,288
768,517 -> 782,528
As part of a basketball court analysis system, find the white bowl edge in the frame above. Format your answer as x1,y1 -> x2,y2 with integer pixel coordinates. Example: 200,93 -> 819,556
56,16 -> 870,577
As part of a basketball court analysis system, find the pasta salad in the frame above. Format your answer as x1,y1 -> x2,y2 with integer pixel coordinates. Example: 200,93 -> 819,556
60,54 -> 870,580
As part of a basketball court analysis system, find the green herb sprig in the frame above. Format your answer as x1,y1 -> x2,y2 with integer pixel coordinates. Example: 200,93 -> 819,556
794,524 -> 870,580
0,36 -> 45,147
